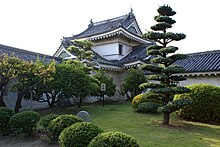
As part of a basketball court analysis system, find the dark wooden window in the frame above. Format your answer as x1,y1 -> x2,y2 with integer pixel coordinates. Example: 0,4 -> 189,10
119,44 -> 123,55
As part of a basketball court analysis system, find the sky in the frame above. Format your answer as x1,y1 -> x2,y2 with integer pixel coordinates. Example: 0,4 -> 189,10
0,0 -> 219,56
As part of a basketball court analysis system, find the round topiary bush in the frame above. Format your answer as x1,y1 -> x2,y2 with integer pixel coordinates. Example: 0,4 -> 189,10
174,84 -> 220,122
88,131 -> 139,147
39,114 -> 58,130
0,107 -> 15,135
9,111 -> 41,136
59,122 -> 103,147
132,92 -> 162,112
47,114 -> 82,141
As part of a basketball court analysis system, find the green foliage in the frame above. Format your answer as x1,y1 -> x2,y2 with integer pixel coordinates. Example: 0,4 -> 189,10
154,15 -> 176,24
174,84 -> 220,122
169,54 -> 187,62
132,94 -> 144,109
157,5 -> 176,16
9,111 -> 40,136
150,86 -> 191,94
147,74 -> 168,81
140,82 -> 165,89
0,107 -> 15,134
0,54 -> 24,107
141,92 -> 163,104
32,60 -> 97,108
38,114 -> 59,129
160,98 -> 192,113
47,114 -> 82,141
88,131 -> 139,147
11,59 -> 55,112
93,70 -> 116,97
151,22 -> 172,31
123,68 -> 147,99
137,102 -> 160,113
170,75 -> 186,81
141,64 -> 163,73
132,92 -> 162,112
59,122 -> 103,147
160,46 -> 178,54
142,5 -> 190,124
67,40 -> 93,61
150,56 -> 173,65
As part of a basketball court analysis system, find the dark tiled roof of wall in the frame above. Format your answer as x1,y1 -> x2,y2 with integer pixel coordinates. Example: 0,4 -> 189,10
174,50 -> 220,73
0,44 -> 62,63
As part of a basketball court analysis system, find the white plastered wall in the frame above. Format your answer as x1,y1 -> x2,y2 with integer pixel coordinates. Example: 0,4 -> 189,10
180,75 -> 220,87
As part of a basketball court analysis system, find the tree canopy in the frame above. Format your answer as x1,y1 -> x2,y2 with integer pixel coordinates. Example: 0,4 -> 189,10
141,5 -> 191,125
123,68 -> 147,100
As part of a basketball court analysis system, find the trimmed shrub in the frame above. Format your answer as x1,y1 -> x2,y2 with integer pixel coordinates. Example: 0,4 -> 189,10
59,122 -> 103,147
47,114 -> 82,141
39,114 -> 58,130
132,94 -> 143,109
0,107 -> 15,135
132,92 -> 162,112
174,84 -> 220,122
9,111 -> 40,136
88,131 -> 139,147
137,102 -> 160,113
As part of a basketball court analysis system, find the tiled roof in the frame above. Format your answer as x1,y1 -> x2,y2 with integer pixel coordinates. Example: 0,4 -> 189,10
54,39 -> 76,56
93,53 -> 119,66
64,11 -> 141,40
118,44 -> 154,64
0,44 -> 62,63
174,50 -> 220,73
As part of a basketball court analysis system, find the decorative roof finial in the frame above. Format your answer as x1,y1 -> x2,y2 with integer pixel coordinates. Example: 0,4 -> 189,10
88,19 -> 93,27
130,7 -> 133,14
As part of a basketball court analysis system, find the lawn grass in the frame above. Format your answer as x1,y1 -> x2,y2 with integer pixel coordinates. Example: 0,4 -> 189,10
37,101 -> 220,147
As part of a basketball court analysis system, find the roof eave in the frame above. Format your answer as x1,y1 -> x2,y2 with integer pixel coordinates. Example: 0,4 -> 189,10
75,27 -> 151,44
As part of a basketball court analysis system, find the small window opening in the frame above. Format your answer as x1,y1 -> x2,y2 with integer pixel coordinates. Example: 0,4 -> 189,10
119,44 -> 123,55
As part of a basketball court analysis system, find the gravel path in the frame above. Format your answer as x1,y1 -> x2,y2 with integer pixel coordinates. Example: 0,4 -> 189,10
0,135 -> 58,147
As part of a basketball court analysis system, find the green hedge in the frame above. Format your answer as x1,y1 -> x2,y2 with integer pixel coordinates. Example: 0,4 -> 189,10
59,122 -> 103,147
47,114 -> 82,141
174,84 -> 220,122
38,114 -> 58,130
0,107 -> 15,135
88,131 -> 139,147
9,111 -> 40,136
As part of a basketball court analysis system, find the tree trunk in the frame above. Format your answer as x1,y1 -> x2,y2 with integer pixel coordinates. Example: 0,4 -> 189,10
14,93 -> 23,113
0,89 -> 6,107
78,97 -> 82,108
163,112 -> 170,125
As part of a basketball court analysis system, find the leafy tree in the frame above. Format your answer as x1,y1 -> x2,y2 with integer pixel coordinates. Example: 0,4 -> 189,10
11,59 -> 55,112
0,54 -> 23,107
141,5 -> 191,125
123,68 -> 147,100
93,70 -> 116,105
67,40 -> 97,108
67,40 -> 93,61
71,66 -> 97,108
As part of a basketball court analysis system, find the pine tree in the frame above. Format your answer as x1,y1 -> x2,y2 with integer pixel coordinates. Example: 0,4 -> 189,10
141,5 -> 191,125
